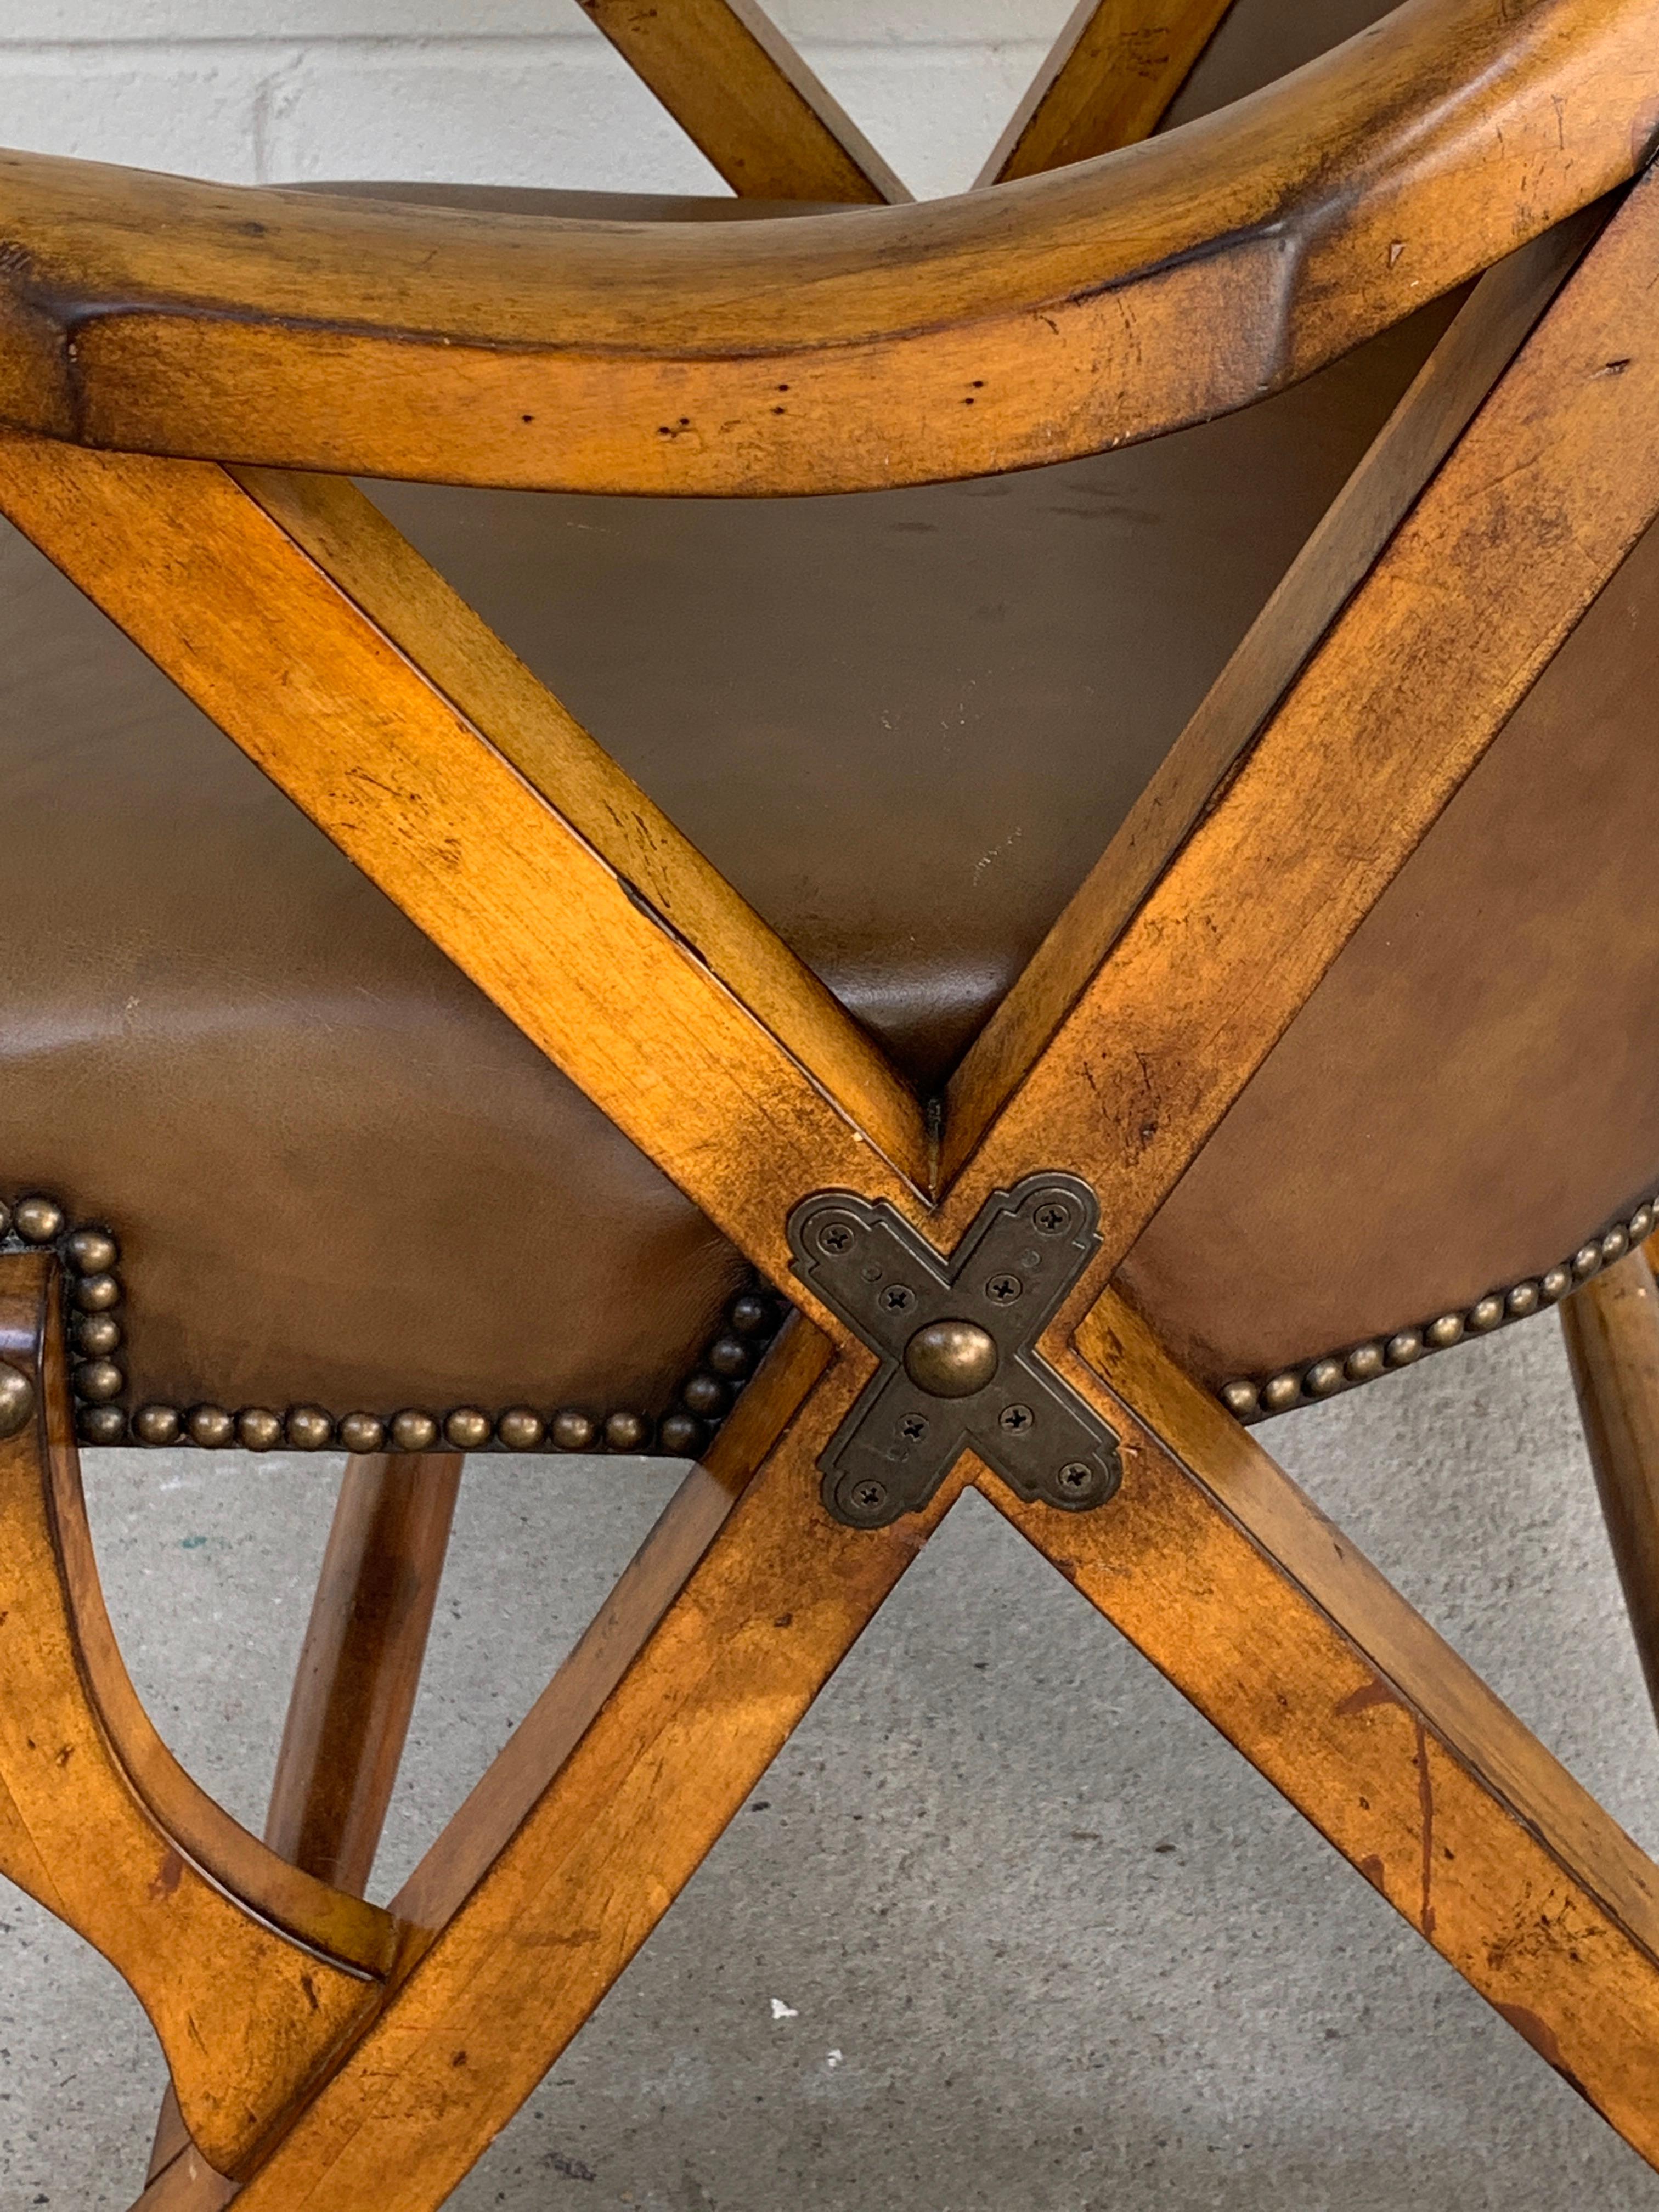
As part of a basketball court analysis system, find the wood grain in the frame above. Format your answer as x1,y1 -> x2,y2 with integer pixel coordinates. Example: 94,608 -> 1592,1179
938,161 -> 1659,1261
1563,1245 -> 1659,1733
0,1257 -> 383,2176
0,438 -> 929,1288
0,0 -> 1649,492
943,199 -> 1612,1178
578,0 -> 908,204
979,0 -> 1236,184
985,1287 -> 1659,2167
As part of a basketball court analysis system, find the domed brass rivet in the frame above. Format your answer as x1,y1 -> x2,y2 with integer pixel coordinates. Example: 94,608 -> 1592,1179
66,1228 -> 119,1276
1345,1344 -> 1385,1383
132,1404 -> 182,1447
74,1273 -> 121,1314
286,1405 -> 334,1451
0,1361 -> 36,1441
729,1293 -> 775,1336
187,1404 -> 236,1449
75,1358 -> 125,1404
1466,1295 -> 1504,1334
1425,1314 -> 1464,1351
74,1312 -> 121,1357
659,1410 -> 704,1457
338,1411 -> 387,1455
1304,1358 -> 1345,1399
1573,1244 -> 1602,1282
14,1195 -> 65,1245
1541,1268 -> 1572,1304
681,1373 -> 729,1418
79,1404 -> 127,1444
1220,1379 -> 1259,1418
1385,1329 -> 1424,1367
391,1409 -> 439,1452
605,1410 -> 652,1453
444,1408 -> 493,1450
551,1408 -> 597,1452
495,1407 -> 545,1451
1260,1372 -> 1301,1414
1630,1206 -> 1655,1245
238,1407 -> 283,1452
1505,1282 -> 1541,1319
904,1318 -> 1000,1400
707,1335 -> 753,1380
1602,1226 -> 1629,1264
0,1200 -> 11,1239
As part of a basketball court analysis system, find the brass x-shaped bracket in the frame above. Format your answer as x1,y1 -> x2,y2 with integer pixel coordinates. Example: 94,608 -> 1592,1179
788,1172 -> 1120,1525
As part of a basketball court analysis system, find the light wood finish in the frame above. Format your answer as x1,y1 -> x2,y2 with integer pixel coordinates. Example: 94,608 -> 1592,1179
0,0 -> 1650,493
1564,1244 -> 1659,1731
938,162 -> 1659,1256
578,0 -> 908,204
983,1288 -> 1659,2160
0,1256 -> 386,2176
0,437 -> 929,1289
944,199 -> 1611,1180
147,1451 -> 463,2191
978,0 -> 1236,184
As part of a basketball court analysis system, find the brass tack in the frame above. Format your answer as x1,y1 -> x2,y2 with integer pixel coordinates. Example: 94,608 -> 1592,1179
391,1409 -> 439,1452
286,1405 -> 335,1451
339,1411 -> 387,1455
1344,1344 -> 1385,1383
1260,1372 -> 1301,1414
551,1408 -> 597,1452
75,1357 -> 125,1403
1424,1314 -> 1464,1351
681,1372 -> 728,1419
0,1361 -> 36,1441
1385,1329 -> 1424,1367
1573,1244 -> 1602,1281
1466,1295 -> 1504,1333
132,1404 -> 182,1447
1304,1357 -> 1345,1399
1220,1379 -> 1259,1418
66,1228 -> 119,1276
706,1335 -> 753,1380
444,1407 -> 493,1451
187,1404 -> 236,1449
605,1410 -> 652,1453
727,1293 -> 775,1337
14,1195 -> 65,1245
73,1272 -> 121,1314
1541,1267 -> 1572,1304
658,1410 -> 705,1456
1505,1282 -> 1541,1319
1602,1226 -> 1629,1264
1632,1205 -> 1656,1245
495,1407 -> 545,1451
0,1200 -> 10,1239
237,1407 -> 284,1452
73,1312 -> 121,1357
79,1403 -> 127,1444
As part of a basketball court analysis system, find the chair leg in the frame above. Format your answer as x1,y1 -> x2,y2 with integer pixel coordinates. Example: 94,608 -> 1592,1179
146,1450 -> 464,2187
1561,1240 -> 1659,1729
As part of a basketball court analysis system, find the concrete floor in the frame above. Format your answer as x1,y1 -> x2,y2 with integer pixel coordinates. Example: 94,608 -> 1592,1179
6,1310 -> 1659,2209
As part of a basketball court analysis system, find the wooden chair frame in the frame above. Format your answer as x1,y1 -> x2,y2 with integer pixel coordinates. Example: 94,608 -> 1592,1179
2,3 -> 1659,2202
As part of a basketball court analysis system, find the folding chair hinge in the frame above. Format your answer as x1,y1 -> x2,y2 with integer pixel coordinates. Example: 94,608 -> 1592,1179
787,1173 -> 1122,1526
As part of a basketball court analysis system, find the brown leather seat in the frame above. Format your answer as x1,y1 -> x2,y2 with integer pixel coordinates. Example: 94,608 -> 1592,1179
9,0 -> 1659,1448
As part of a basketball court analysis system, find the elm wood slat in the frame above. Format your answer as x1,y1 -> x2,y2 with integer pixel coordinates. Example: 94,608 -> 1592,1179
943,198 -> 1612,1180
577,0 -> 909,205
0,1255 -> 387,2177
977,0 -> 1237,185
984,1287 -> 1659,2164
1562,1245 -> 1659,1735
0,0 -> 1652,493
935,157 -> 1659,1258
146,1451 -> 464,2192
0,437 -> 928,1293
207,1323 -> 969,2212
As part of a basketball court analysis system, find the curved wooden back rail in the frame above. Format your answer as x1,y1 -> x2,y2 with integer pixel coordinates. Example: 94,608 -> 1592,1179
1,3 -> 1658,2207
0,0 -> 1654,495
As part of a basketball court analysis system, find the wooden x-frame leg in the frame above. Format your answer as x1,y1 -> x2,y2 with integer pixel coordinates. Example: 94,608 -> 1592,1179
6,108 -> 1659,2212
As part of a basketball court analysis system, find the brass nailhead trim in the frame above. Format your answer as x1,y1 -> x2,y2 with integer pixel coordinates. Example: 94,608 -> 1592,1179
1,1192 -> 786,1457
1220,1195 -> 1659,1425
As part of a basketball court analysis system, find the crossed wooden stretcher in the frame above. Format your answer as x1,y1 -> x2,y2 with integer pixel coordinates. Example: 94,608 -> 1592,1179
3,2 -> 1659,2203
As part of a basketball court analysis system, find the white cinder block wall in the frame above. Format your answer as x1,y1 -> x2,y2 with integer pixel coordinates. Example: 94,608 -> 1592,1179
0,2 -> 1077,201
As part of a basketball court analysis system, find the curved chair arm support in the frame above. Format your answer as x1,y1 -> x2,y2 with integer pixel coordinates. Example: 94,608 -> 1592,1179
0,0 -> 1653,494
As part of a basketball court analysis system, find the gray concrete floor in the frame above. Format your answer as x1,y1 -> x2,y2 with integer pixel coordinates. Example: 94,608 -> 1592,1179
5,1311 -> 1659,2208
